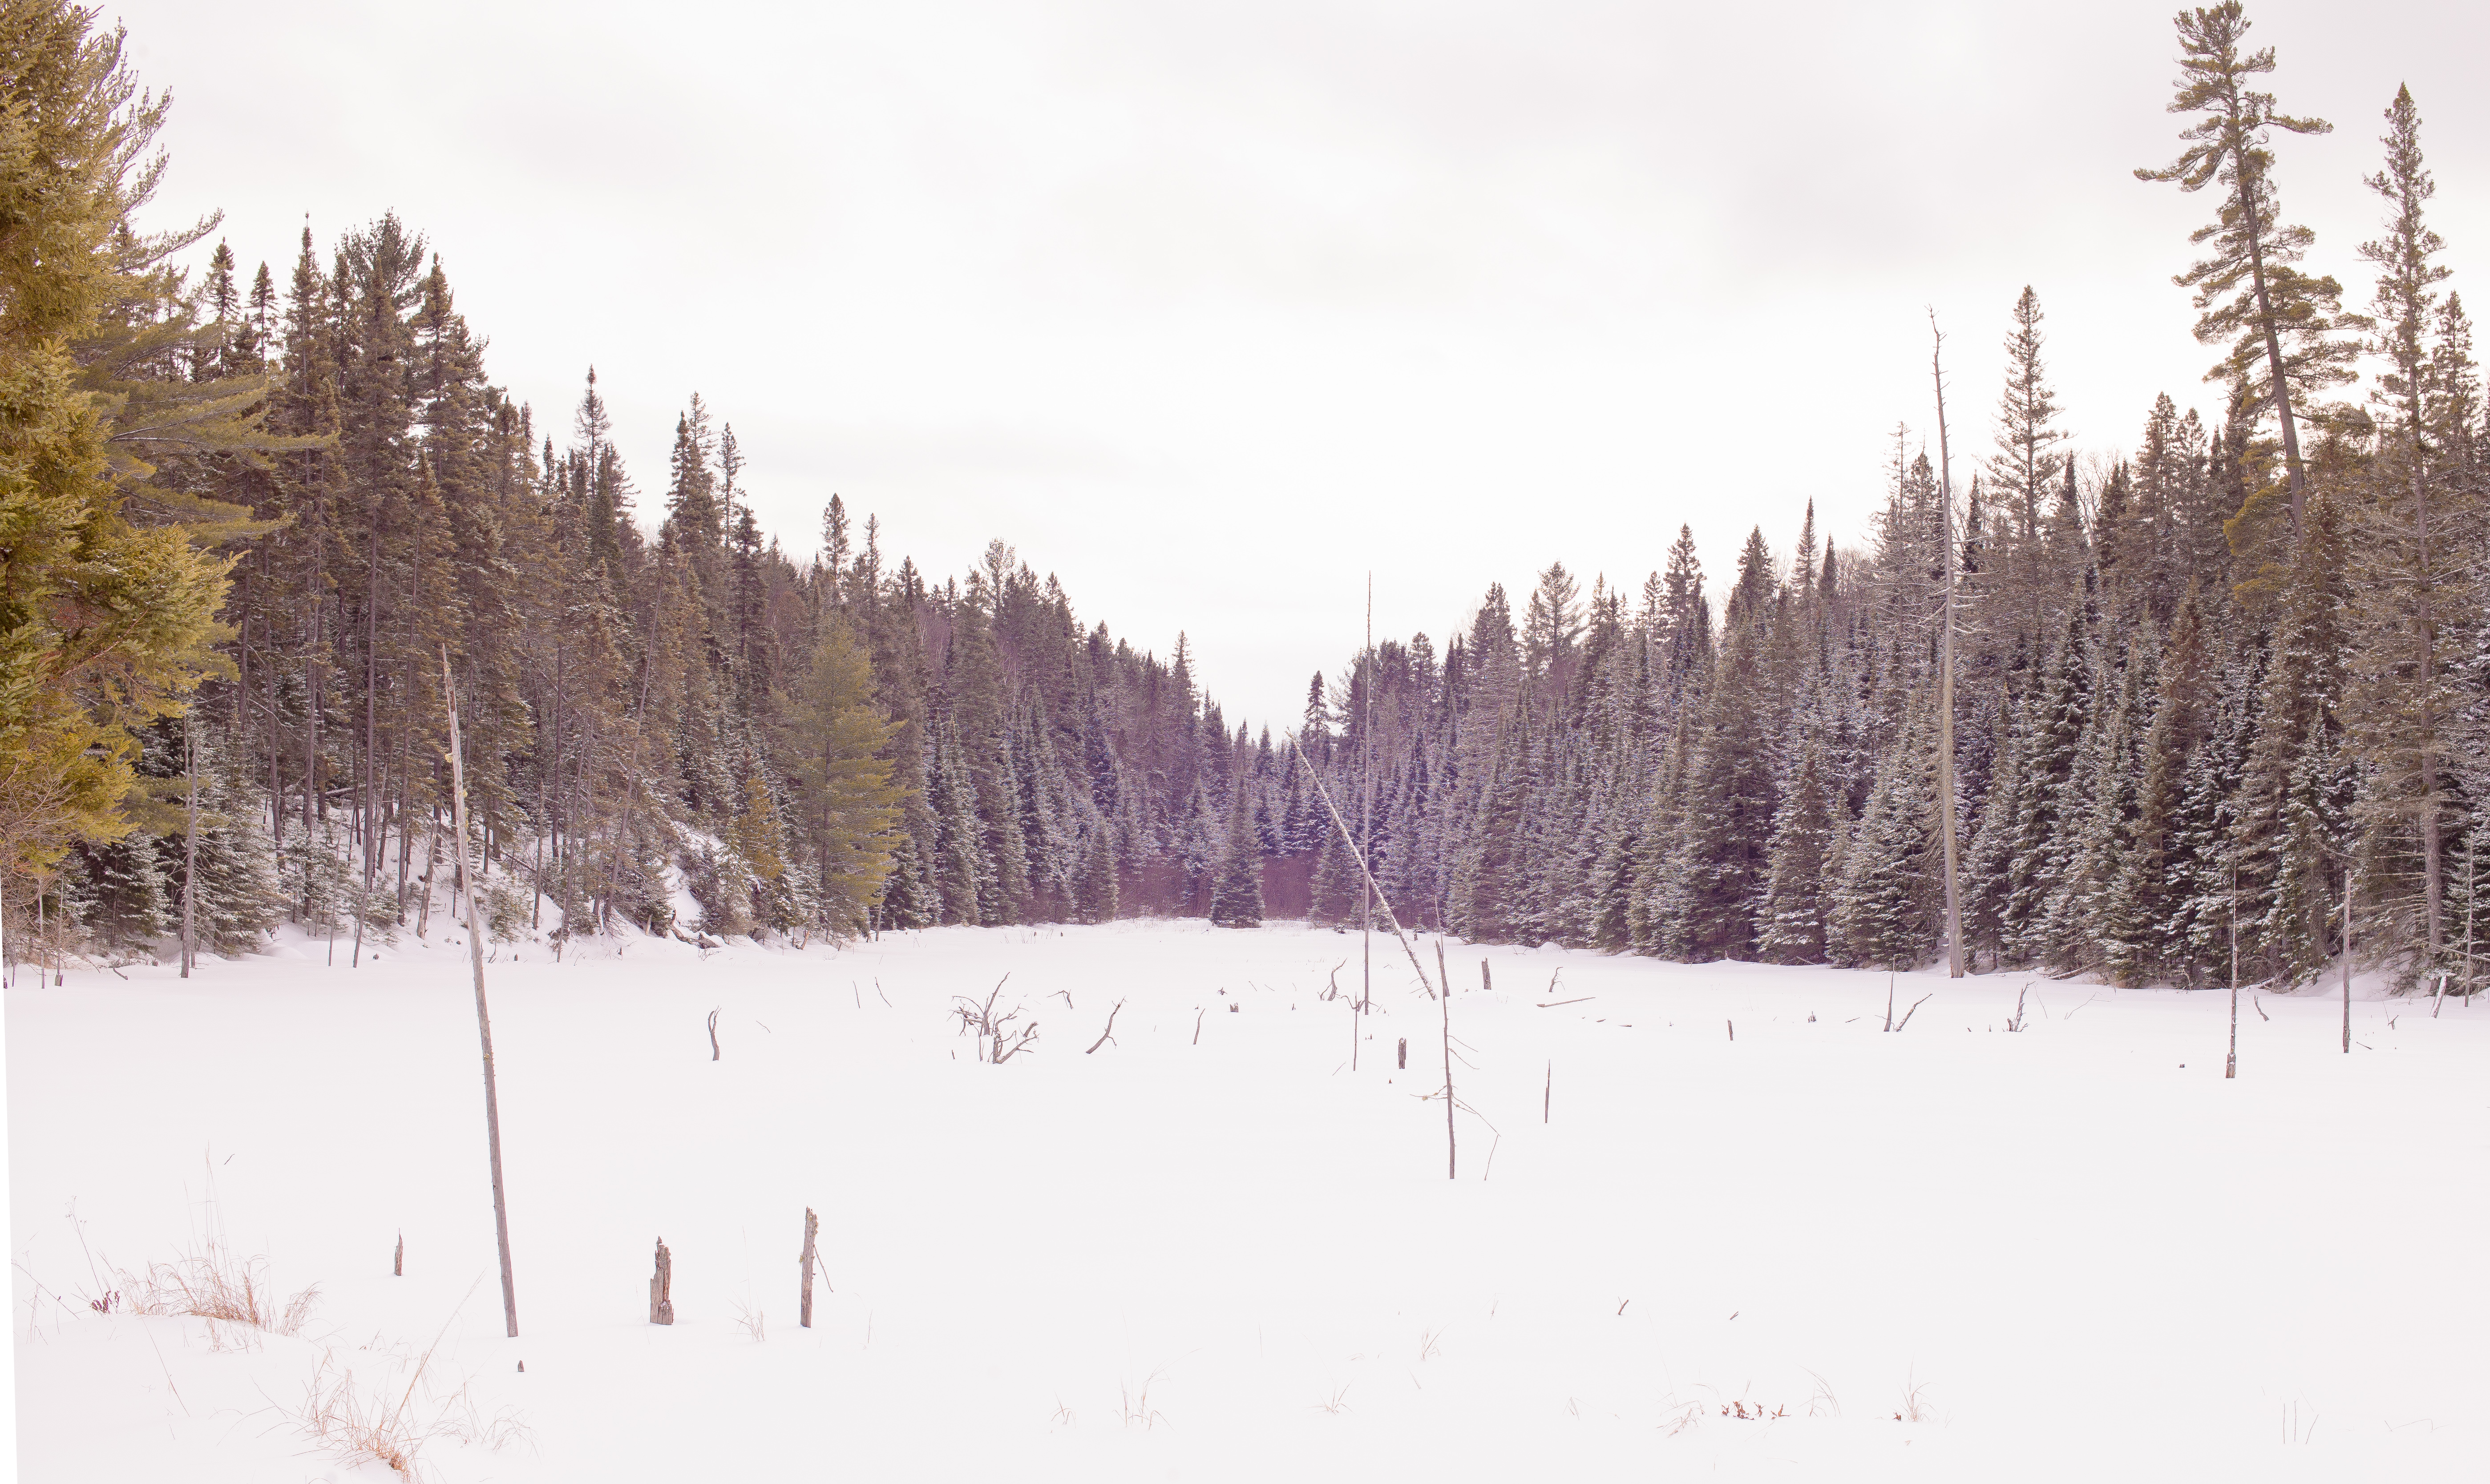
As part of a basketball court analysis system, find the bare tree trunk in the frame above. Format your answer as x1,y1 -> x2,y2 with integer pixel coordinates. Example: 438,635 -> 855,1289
443,646 -> 521,1338
1360,576 -> 1373,1019
2227,866 -> 2239,1080
798,1209 -> 819,1328
2412,451 -> 2444,963
181,712 -> 199,977
1283,733 -> 1440,1002
2341,869 -> 2353,1054
417,805 -> 439,938
1930,309 -> 1963,978
649,1238 -> 674,1325
1436,936 -> 1455,1180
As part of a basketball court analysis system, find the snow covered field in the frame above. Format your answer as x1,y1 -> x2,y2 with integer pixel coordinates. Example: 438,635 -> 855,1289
11,919 -> 2488,1481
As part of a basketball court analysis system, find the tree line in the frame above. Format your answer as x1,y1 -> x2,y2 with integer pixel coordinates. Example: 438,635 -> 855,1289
5,2 -> 2482,994
1287,6 -> 2487,991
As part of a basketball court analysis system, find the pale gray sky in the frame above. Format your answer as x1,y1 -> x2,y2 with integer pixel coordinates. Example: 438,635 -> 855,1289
117,0 -> 2489,722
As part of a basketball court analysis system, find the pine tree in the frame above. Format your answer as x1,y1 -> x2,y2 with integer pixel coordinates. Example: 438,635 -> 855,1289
782,615 -> 905,937
2136,0 -> 2356,536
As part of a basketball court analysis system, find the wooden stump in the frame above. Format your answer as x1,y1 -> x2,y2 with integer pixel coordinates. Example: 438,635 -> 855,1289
799,1208 -> 820,1329
1396,1037 -> 1407,1069
649,1238 -> 675,1325
393,1230 -> 403,1277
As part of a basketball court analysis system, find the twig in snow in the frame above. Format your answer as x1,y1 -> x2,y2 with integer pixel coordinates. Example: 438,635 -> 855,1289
1891,995 -> 1932,1033
1537,996 -> 1593,1008
1084,1000 -> 1124,1054
707,1008 -> 721,1061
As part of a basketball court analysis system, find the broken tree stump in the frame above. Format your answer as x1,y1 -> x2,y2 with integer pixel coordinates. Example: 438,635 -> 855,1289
394,1230 -> 403,1277
1397,1037 -> 1407,1069
799,1208 -> 820,1329
649,1238 -> 675,1325
1481,959 -> 1491,995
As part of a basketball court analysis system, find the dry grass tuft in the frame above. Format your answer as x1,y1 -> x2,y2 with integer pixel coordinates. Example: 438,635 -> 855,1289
731,1295 -> 768,1342
1894,1369 -> 1936,1424
290,1340 -> 531,1480
1119,1368 -> 1169,1430
123,1234 -> 318,1339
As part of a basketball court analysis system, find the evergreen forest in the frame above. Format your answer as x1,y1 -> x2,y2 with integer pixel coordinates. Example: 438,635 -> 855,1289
5,1 -> 2486,995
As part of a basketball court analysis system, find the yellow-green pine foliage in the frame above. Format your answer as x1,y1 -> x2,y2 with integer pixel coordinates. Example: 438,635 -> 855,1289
784,614 -> 905,936
0,3 -> 229,879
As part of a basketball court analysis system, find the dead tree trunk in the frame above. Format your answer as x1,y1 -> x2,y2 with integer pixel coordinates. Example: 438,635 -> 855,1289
1437,938 -> 1455,1179
443,646 -> 520,1339
2342,870 -> 2353,1055
1930,308 -> 1964,979
394,1230 -> 403,1277
798,1209 -> 819,1329
649,1237 -> 674,1325
181,713 -> 198,978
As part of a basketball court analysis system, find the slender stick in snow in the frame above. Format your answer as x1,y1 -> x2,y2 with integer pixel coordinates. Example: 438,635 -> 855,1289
442,646 -> 520,1339
181,711 -> 199,977
1436,936 -> 1455,1179
2227,864 -> 2240,1079
2342,869 -> 2353,1054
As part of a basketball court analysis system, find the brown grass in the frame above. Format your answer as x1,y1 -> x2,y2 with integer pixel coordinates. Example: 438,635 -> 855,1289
291,1348 -> 531,1479
122,1233 -> 318,1339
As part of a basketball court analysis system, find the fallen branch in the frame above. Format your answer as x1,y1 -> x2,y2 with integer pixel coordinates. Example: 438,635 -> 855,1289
1085,1000 -> 1125,1054
1891,994 -> 1932,1033
1536,996 -> 1594,1008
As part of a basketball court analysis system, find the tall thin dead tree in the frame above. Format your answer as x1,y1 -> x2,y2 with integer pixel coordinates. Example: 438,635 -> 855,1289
2227,864 -> 2240,1079
2341,868 -> 2353,1054
1930,308 -> 1964,979
442,646 -> 520,1339
1283,732 -> 1452,1177
180,711 -> 198,978
1361,575 -> 1374,1019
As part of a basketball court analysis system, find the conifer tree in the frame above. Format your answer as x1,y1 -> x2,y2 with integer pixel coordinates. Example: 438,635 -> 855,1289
782,615 -> 905,937
2136,0 -> 2354,536
2345,84 -> 2467,972
1208,778 -> 1264,928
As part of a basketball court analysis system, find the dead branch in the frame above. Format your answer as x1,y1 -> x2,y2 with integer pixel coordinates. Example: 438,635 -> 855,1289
1892,994 -> 1932,1032
1085,1000 -> 1125,1054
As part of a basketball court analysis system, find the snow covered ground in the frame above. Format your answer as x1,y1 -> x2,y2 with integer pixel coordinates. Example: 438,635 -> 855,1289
11,918 -> 2488,1480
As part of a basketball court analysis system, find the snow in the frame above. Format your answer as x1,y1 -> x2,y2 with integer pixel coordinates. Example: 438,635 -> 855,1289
11,919 -> 2489,1480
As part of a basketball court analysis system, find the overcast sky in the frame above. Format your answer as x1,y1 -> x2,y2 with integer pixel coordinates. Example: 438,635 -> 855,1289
114,0 -> 2489,725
